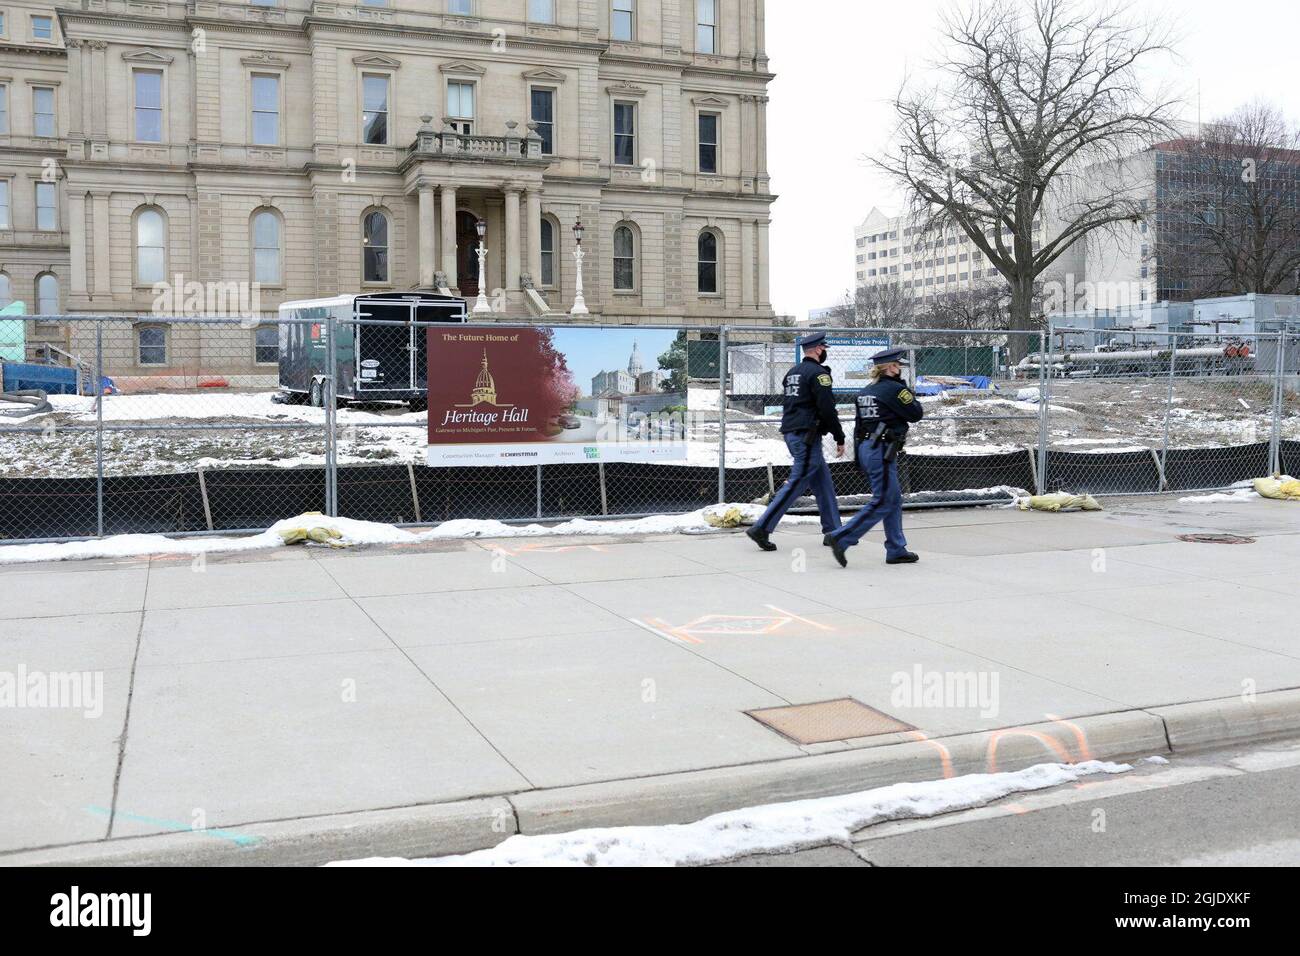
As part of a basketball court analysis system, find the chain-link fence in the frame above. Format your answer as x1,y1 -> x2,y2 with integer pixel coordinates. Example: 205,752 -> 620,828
1,315 -> 1295,544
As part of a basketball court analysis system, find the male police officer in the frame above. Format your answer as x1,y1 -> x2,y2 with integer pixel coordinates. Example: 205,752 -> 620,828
745,331 -> 845,551
825,347 -> 922,567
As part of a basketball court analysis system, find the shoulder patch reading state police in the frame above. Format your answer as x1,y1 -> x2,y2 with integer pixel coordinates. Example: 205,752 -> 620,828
898,388 -> 914,404
817,374 -> 832,387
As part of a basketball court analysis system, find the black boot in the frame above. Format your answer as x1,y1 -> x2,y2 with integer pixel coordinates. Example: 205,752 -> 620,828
886,551 -> 919,564
824,534 -> 848,568
746,526 -> 777,552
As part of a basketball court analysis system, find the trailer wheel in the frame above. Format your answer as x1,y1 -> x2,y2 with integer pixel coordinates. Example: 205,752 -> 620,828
309,379 -> 324,408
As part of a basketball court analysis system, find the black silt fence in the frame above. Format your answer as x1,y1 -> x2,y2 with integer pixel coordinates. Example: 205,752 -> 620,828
202,468 -> 328,531
1164,443 -> 1271,492
0,477 -> 101,540
1281,440 -> 1300,478
1044,450 -> 1161,495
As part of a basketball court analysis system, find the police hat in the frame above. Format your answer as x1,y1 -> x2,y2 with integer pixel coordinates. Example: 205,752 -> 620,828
798,331 -> 828,349
872,347 -> 910,366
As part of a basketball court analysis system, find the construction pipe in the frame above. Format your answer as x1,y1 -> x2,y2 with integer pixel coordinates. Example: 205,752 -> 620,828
0,389 -> 53,418
1017,346 -> 1241,369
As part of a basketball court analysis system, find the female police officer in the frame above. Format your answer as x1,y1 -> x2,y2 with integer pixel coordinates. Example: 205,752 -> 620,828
824,348 -> 922,567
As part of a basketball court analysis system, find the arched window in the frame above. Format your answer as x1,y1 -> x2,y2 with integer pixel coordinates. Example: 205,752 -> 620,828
36,273 -> 59,315
363,210 -> 389,283
135,208 -> 166,285
0,273 -> 11,309
540,217 -> 557,288
251,209 -> 282,285
697,229 -> 719,294
613,224 -> 636,291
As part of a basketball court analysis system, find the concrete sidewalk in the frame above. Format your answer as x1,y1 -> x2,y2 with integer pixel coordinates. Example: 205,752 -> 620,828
3,495 -> 1300,864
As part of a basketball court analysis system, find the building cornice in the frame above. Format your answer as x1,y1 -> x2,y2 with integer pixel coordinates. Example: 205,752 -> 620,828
0,42 -> 68,58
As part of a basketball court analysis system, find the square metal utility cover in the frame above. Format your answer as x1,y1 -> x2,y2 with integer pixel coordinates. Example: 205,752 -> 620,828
747,698 -> 915,745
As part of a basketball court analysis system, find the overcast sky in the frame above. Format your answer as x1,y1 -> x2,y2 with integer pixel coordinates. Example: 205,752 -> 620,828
765,0 -> 1297,320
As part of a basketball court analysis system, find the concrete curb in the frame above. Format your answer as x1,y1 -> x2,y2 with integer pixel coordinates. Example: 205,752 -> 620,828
6,691 -> 1299,866
0,798 -> 514,868
1148,688 -> 1300,751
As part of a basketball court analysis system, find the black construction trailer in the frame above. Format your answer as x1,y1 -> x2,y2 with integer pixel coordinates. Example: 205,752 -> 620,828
277,292 -> 466,410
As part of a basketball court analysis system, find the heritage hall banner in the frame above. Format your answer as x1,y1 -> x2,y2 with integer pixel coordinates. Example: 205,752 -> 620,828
426,326 -> 687,466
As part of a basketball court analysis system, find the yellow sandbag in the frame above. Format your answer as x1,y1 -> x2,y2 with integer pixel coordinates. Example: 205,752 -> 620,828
1017,492 -> 1103,512
1254,477 -> 1300,501
706,506 -> 748,529
276,512 -> 347,547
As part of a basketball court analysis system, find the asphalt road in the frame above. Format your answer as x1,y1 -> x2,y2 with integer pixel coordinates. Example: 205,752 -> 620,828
717,737 -> 1300,867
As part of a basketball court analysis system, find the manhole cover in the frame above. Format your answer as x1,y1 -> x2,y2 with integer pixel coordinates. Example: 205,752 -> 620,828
746,698 -> 914,745
1177,533 -> 1256,544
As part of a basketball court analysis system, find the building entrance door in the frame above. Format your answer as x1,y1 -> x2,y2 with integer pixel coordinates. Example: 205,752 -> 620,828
456,212 -> 480,298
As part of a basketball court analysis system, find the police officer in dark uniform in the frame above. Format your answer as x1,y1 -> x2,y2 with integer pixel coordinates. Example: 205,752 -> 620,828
825,348 -> 922,567
746,332 -> 845,551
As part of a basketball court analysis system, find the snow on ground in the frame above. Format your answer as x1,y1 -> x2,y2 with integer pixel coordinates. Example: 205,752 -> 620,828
330,759 -> 1133,867
1178,490 -> 1258,503
0,503 -> 816,565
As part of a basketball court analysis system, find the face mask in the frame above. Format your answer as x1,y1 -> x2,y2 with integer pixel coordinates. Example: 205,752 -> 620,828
819,348 -> 829,362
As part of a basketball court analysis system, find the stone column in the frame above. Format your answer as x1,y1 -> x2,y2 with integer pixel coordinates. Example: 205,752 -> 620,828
69,191 -> 88,296
92,194 -> 112,297
418,182 -> 436,287
525,187 -> 542,287
504,186 -> 521,291
440,185 -> 458,287
741,219 -> 755,308
757,220 -> 771,308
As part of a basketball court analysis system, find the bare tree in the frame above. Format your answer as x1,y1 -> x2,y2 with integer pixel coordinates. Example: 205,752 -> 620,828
872,0 -> 1180,355
1152,103 -> 1300,299
822,283 -> 916,330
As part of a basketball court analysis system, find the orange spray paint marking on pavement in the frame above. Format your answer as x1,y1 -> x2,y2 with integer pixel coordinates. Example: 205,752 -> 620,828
986,728 -> 1074,774
906,731 -> 955,779
1045,713 -> 1094,762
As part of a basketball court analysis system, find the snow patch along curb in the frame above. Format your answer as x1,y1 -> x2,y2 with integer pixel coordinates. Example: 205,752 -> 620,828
504,710 -> 1167,837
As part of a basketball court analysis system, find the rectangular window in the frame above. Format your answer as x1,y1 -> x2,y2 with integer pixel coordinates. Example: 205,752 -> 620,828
249,0 -> 278,6
362,74 -> 389,145
530,88 -> 555,155
696,0 -> 716,54
0,13 -> 5,37
447,81 -> 475,134
698,112 -> 718,173
251,74 -> 280,145
35,182 -> 56,231
0,85 -> 7,135
448,0 -> 472,14
529,0 -> 555,22
612,0 -> 634,40
33,86 -> 55,138
134,70 -> 163,142
254,325 -> 279,364
138,327 -> 166,366
613,101 -> 635,166
0,181 -> 9,230
31,15 -> 53,40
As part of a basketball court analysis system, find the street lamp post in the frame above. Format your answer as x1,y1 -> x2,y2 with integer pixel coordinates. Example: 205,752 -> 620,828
571,219 -> 589,315
472,217 -> 492,314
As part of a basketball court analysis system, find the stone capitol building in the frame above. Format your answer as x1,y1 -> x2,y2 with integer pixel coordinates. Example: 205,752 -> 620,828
0,0 -> 776,379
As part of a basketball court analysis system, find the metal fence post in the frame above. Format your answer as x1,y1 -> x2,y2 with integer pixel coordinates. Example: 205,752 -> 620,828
717,325 -> 729,504
1158,332 -> 1178,491
325,313 -> 338,517
95,322 -> 105,538
1270,329 -> 1286,475
1035,327 -> 1049,494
